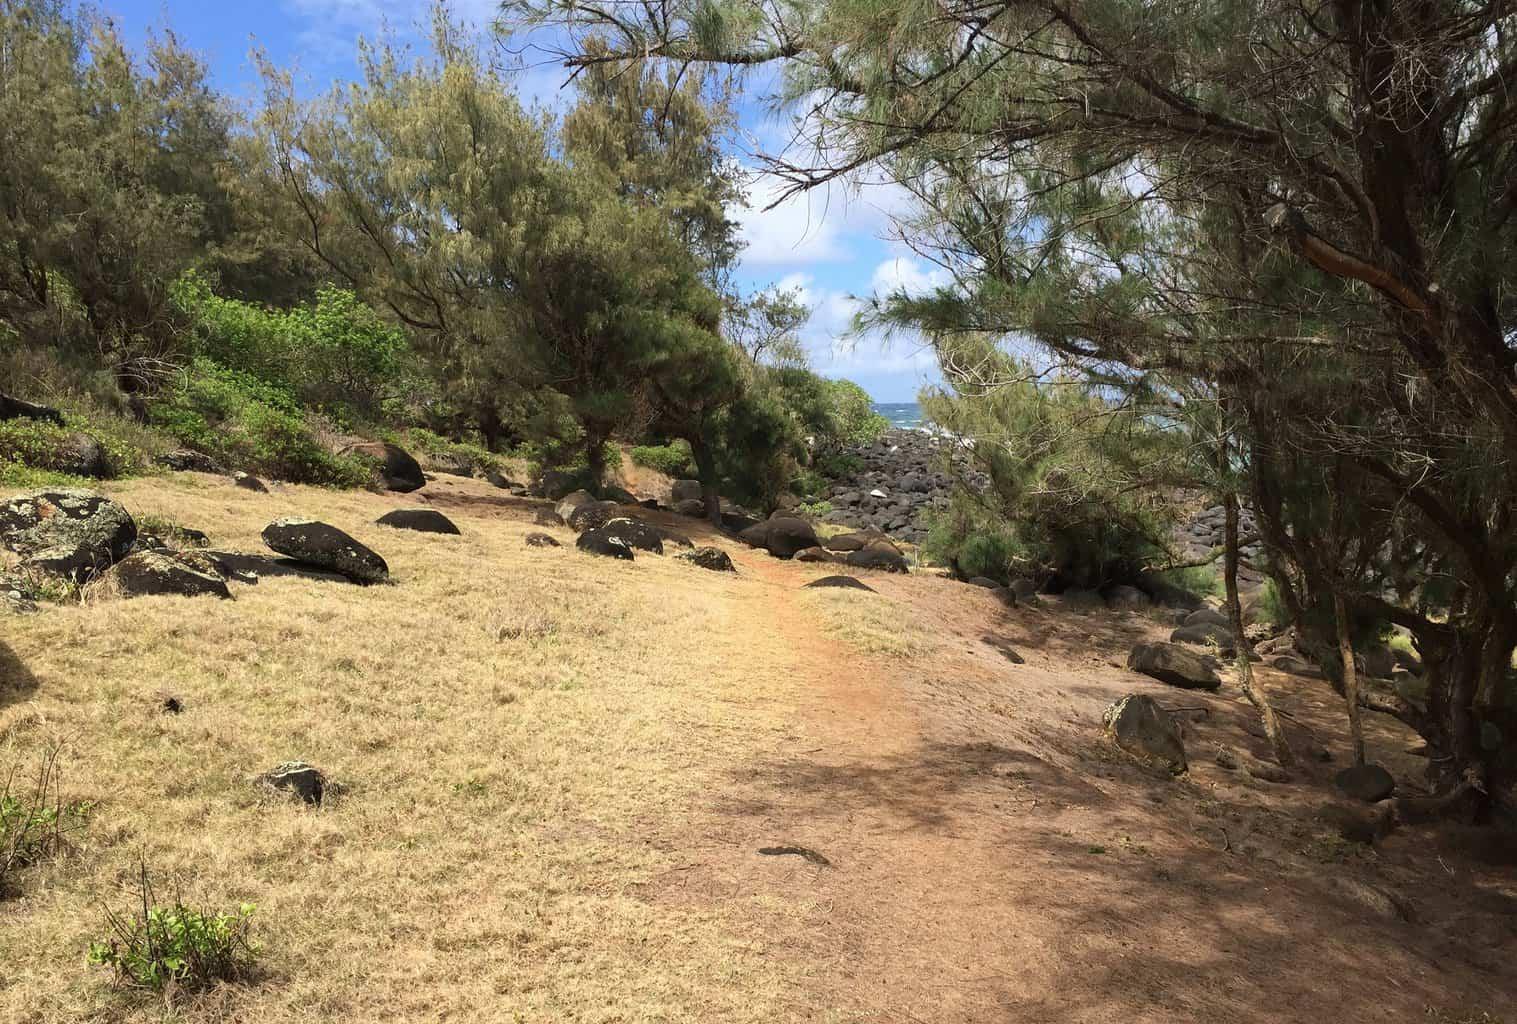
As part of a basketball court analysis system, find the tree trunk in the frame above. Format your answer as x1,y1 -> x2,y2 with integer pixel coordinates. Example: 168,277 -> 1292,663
689,435 -> 723,527
1334,590 -> 1367,767
584,429 -> 608,491
1224,492 -> 1294,768
477,405 -> 504,452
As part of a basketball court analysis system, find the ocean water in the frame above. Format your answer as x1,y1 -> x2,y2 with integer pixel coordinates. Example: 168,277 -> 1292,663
872,402 -> 923,430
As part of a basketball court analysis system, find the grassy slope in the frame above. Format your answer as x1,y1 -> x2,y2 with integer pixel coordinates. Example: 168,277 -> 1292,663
0,474 -> 792,1022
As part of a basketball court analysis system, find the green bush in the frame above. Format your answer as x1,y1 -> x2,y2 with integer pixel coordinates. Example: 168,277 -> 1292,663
630,440 -> 695,477
0,415 -> 151,480
171,272 -> 410,424
88,864 -> 258,992
2,747 -> 91,896
397,428 -> 503,475
924,505 -> 1023,581
149,359 -> 370,487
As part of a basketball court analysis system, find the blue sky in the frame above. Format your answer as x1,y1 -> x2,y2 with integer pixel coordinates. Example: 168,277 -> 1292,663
101,0 -> 944,402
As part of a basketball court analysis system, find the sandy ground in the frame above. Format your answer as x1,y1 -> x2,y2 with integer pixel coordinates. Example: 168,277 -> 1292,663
2,472 -> 1514,1022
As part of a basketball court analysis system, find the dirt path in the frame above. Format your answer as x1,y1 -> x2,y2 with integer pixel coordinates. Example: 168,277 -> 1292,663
658,544 -> 1517,1023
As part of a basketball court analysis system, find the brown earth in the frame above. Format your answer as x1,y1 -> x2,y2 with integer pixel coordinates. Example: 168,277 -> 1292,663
1,473 -> 1512,1022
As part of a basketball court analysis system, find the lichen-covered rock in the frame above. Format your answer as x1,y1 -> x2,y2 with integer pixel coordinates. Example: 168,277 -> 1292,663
112,550 -> 232,600
678,546 -> 735,572
1104,694 -> 1187,774
261,518 -> 389,583
54,432 -> 109,478
598,518 -> 664,554
1,572 -> 39,614
1127,642 -> 1222,691
576,527 -> 635,560
376,508 -> 460,535
0,489 -> 137,583
233,471 -> 269,493
567,500 -> 620,532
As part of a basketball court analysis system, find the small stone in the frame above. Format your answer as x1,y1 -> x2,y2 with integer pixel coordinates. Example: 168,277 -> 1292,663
257,761 -> 333,805
677,546 -> 735,572
376,508 -> 460,535
233,471 -> 269,493
525,532 -> 561,548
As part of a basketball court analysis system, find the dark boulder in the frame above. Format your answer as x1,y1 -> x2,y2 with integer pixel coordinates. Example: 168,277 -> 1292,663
764,517 -> 820,560
674,498 -> 708,518
1171,622 -> 1236,654
804,574 -> 875,593
555,489 -> 596,521
257,761 -> 332,805
233,471 -> 269,493
525,532 -> 561,548
533,508 -> 565,527
55,432 -> 110,478
844,540 -> 908,573
0,391 -> 64,425
567,500 -> 621,532
261,518 -> 389,583
1184,607 -> 1231,628
576,526 -> 635,560
1104,584 -> 1151,610
721,510 -> 762,534
376,508 -> 460,535
155,449 -> 224,474
599,517 -> 664,554
342,441 -> 425,493
821,532 -> 868,553
654,527 -> 694,549
0,489 -> 136,583
1127,642 -> 1222,691
602,485 -> 638,505
112,550 -> 232,600
1104,694 -> 1187,774
1334,763 -> 1396,803
1270,654 -> 1324,678
678,546 -> 735,572
538,469 -> 581,501
795,546 -> 837,563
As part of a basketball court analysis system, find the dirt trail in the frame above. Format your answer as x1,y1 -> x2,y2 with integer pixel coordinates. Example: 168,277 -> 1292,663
660,543 -> 1517,1023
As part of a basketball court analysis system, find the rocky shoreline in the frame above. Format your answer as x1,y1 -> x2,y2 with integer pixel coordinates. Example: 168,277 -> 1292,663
818,429 -> 987,544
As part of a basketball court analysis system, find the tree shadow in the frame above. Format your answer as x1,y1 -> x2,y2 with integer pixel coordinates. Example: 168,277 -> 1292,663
0,640 -> 40,708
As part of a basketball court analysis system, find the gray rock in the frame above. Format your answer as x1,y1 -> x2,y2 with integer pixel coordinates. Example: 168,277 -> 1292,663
111,550 -> 232,600
602,485 -> 638,505
555,489 -> 597,522
376,508 -> 460,535
821,532 -> 868,553
795,546 -> 837,563
1010,579 -> 1039,601
524,532 -> 560,548
1270,654 -> 1323,678
1104,694 -> 1187,774
1171,622 -> 1236,653
0,489 -> 137,583
1127,642 -> 1222,691
677,546 -> 735,572
670,479 -> 704,504
673,498 -> 708,518
55,432 -> 109,478
261,518 -> 389,584
1334,763 -> 1396,803
1185,607 -> 1232,628
1104,584 -> 1151,610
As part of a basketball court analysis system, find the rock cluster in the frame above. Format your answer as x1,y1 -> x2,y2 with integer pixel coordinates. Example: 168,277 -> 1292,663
818,429 -> 988,544
1174,503 -> 1267,590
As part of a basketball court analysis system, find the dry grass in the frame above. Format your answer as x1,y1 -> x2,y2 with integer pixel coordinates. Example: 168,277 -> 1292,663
0,474 -> 793,1023
798,586 -> 937,659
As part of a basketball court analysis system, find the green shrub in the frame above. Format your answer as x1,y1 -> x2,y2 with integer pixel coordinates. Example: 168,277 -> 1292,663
0,415 -> 149,480
1254,578 -> 1290,627
0,460 -> 94,490
2,746 -> 91,895
88,863 -> 258,992
397,428 -> 503,475
149,359 -> 370,487
630,440 -> 695,477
